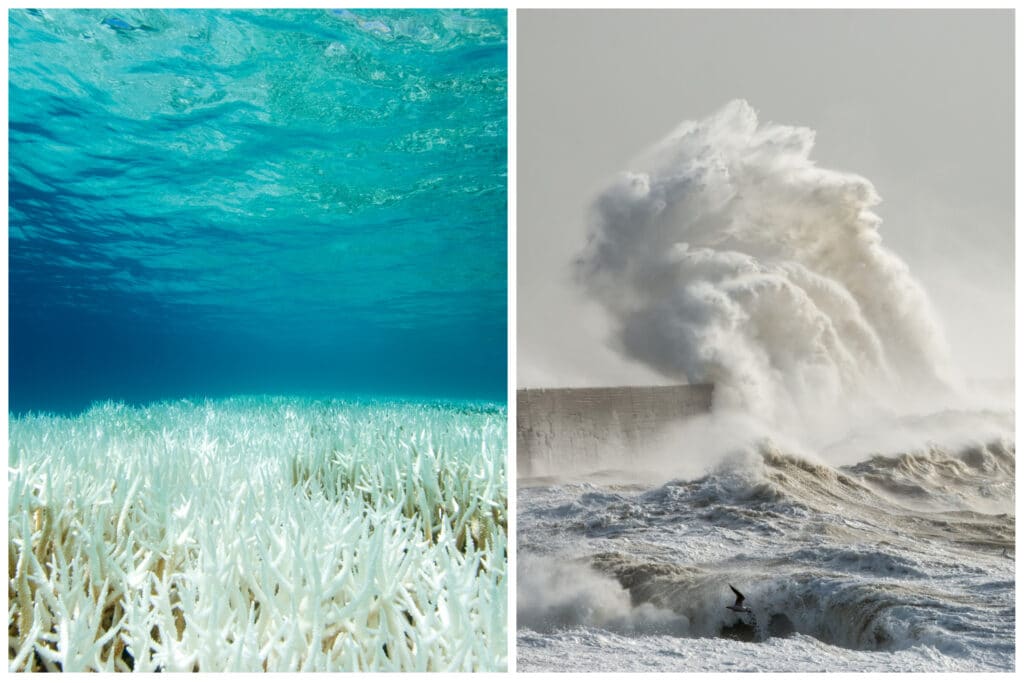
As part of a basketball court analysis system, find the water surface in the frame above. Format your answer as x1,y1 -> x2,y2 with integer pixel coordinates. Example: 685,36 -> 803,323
9,8 -> 508,413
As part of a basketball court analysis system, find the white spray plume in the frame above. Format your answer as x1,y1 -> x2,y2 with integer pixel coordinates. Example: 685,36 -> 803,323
577,100 -> 959,440
517,555 -> 688,636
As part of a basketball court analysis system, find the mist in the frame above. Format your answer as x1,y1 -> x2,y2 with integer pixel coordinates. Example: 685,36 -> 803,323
518,555 -> 689,636
577,100 -> 966,439
517,10 -> 1013,392
515,11 -> 1015,673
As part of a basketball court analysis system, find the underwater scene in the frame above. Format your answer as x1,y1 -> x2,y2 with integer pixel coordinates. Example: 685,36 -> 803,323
8,8 -> 508,672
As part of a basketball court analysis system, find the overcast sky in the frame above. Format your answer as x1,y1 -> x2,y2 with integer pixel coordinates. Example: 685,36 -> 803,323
517,9 -> 1013,388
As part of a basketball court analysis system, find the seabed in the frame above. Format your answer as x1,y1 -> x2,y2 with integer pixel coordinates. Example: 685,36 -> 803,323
8,396 -> 508,672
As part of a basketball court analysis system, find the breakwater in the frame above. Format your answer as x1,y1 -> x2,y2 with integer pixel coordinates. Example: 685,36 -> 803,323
516,384 -> 713,476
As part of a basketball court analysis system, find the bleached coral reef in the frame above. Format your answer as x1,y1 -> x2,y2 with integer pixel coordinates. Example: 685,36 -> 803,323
8,397 -> 507,672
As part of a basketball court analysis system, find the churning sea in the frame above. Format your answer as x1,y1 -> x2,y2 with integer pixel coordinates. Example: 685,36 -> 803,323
9,8 -> 508,414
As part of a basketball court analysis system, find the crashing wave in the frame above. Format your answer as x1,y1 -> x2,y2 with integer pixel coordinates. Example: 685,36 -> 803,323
576,100 -> 957,438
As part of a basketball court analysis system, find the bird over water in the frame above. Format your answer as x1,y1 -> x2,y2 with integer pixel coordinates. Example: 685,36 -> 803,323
727,585 -> 752,614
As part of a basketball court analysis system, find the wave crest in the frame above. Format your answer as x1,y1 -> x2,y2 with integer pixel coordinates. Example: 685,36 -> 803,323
577,100 -> 956,435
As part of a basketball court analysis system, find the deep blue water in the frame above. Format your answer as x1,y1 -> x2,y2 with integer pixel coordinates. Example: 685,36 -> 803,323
9,9 -> 507,414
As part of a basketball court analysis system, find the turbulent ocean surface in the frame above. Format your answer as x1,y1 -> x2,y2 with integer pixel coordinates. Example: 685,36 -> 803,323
518,419 -> 1015,672
518,102 -> 1014,672
9,8 -> 507,413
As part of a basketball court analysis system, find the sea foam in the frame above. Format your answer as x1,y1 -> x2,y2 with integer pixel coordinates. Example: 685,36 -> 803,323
519,102 -> 1014,672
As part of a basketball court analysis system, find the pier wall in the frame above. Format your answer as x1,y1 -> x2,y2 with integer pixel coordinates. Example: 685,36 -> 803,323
516,384 -> 713,476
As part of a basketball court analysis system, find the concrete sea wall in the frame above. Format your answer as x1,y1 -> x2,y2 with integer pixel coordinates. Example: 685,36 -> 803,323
517,384 -> 713,476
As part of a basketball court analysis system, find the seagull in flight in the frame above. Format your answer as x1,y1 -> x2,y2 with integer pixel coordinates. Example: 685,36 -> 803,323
726,584 -> 753,614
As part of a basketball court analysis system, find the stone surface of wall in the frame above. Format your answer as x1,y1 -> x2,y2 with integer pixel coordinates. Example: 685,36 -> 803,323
517,384 -> 713,476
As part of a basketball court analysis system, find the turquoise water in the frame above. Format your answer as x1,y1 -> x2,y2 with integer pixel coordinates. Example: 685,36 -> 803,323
9,9 -> 507,413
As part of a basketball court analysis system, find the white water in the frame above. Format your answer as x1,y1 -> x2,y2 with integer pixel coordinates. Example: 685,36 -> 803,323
520,102 -> 1015,672
576,100 -> 962,442
518,436 -> 1014,671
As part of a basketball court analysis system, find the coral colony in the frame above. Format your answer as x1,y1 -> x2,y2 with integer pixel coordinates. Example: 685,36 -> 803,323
8,397 -> 507,671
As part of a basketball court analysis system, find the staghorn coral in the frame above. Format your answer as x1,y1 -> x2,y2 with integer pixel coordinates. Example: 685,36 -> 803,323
8,397 -> 507,672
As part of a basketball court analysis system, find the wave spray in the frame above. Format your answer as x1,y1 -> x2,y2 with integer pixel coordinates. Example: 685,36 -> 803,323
576,100 -> 958,438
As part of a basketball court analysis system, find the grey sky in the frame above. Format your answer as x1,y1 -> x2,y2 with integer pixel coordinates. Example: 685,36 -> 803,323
518,9 -> 1014,387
